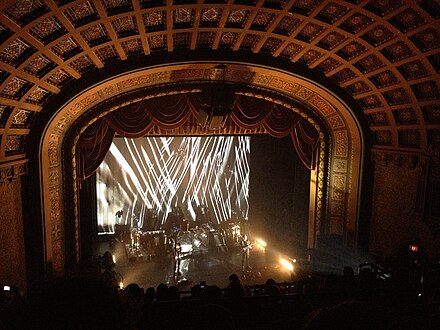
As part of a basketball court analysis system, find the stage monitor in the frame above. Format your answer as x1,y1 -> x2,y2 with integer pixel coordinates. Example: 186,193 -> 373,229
96,136 -> 250,234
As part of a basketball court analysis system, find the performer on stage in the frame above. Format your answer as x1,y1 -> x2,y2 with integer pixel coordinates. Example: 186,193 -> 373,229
115,210 -> 123,225
240,234 -> 252,272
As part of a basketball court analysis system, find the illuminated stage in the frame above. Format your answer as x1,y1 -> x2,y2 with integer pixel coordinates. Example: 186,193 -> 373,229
91,134 -> 310,290
96,236 -> 297,291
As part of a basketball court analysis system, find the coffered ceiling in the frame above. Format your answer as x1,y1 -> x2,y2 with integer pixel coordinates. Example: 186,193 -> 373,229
0,0 -> 439,166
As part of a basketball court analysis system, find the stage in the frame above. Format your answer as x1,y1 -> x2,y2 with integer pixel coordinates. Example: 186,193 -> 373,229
94,236 -> 297,291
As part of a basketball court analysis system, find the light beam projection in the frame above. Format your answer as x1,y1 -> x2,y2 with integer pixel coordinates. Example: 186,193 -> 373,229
96,136 -> 250,234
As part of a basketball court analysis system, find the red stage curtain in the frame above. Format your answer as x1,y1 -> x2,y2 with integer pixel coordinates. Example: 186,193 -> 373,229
291,120 -> 319,170
77,118 -> 115,180
76,94 -> 320,180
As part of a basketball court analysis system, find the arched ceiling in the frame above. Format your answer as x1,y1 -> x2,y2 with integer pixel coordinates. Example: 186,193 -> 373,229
0,0 -> 439,167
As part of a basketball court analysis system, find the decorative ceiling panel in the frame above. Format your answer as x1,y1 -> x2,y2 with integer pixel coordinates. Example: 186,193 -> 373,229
261,37 -> 282,54
331,68 -> 358,84
0,105 -> 12,128
338,12 -> 374,34
173,8 -> 194,28
398,129 -> 420,148
63,1 -> 100,28
143,11 -> 166,32
69,55 -> 96,74
4,135 -> 24,154
263,0 -> 288,10
274,15 -> 302,36
392,107 -> 419,125
315,1 -> 349,24
200,8 -> 223,27
367,111 -> 390,126
111,15 -> 139,38
373,130 -> 393,146
417,0 -> 440,20
11,108 -> 32,127
219,32 -> 238,48
280,42 -> 303,59
81,24 -> 111,47
409,27 -> 440,52
295,23 -> 325,43
148,34 -> 167,51
336,41 -> 367,61
427,53 -> 440,73
0,24 -> 13,44
46,69 -> 73,88
346,80 -> 372,95
173,32 -> 191,49
388,7 -> 426,33
251,11 -> 276,31
380,41 -> 414,63
364,0 -> 404,17
0,0 -> 439,162
361,24 -> 396,47
357,95 -> 383,110
3,0 -> 49,27
422,105 -> 440,124
51,37 -> 82,60
240,34 -> 260,51
290,0 -> 323,16
369,70 -> 399,89
1,77 -> 31,100
299,49 -> 323,65
102,0 -> 133,16
411,81 -> 440,101
354,54 -> 385,73
226,9 -> 250,28
29,16 -> 67,45
397,60 -> 430,81
0,38 -> 36,67
121,38 -> 143,55
23,54 -> 55,78
316,57 -> 341,74
382,87 -> 412,106
317,31 -> 346,50
94,45 -> 119,63
197,31 -> 215,48
26,86 -> 51,104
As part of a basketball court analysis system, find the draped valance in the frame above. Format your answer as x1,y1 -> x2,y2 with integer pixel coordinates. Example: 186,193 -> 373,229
77,94 -> 319,180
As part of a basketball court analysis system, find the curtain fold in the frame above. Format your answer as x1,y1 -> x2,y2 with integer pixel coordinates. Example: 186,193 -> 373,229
76,93 -> 320,180
106,102 -> 154,138
77,119 -> 115,180
230,96 -> 273,129
291,119 -> 320,170
263,105 -> 301,138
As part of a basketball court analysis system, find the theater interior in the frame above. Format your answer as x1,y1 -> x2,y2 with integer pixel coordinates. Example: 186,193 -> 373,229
0,0 -> 439,328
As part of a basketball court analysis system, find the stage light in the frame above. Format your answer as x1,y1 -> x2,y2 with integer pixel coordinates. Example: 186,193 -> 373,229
256,238 -> 267,248
112,254 -> 116,264
119,282 -> 124,290
280,258 -> 294,272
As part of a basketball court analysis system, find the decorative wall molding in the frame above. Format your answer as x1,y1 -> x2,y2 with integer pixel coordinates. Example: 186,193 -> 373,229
0,160 -> 27,183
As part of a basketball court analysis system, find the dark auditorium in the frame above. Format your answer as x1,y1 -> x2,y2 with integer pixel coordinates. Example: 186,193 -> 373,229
1,0 -> 439,329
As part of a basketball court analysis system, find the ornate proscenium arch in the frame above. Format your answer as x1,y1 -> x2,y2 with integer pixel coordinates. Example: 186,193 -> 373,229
41,63 -> 363,274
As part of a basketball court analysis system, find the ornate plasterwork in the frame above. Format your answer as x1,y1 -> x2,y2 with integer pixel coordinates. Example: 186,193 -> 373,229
0,161 -> 26,183
40,63 -> 362,274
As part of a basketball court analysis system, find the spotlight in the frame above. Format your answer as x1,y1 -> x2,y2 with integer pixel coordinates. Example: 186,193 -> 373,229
112,254 -> 116,265
256,239 -> 267,248
280,258 -> 294,272
119,282 -> 124,290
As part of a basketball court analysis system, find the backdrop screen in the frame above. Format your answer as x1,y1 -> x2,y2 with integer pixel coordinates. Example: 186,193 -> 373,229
96,136 -> 250,234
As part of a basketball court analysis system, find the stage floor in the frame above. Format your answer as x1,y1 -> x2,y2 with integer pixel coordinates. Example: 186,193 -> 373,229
94,239 -> 296,291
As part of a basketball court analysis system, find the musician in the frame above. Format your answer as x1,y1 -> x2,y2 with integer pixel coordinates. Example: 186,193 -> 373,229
115,210 -> 123,225
240,234 -> 252,272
